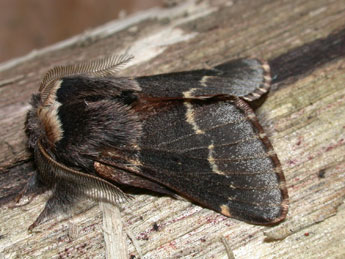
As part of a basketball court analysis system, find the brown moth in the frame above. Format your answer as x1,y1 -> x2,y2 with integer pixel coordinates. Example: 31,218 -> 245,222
23,55 -> 288,229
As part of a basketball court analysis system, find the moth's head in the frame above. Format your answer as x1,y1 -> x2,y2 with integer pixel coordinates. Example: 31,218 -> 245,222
25,93 -> 44,150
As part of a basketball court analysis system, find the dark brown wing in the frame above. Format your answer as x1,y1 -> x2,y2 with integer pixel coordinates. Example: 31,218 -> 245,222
95,97 -> 288,224
136,58 -> 271,101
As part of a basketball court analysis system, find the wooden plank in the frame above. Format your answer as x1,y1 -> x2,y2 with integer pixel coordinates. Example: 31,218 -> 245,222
1,0 -> 344,257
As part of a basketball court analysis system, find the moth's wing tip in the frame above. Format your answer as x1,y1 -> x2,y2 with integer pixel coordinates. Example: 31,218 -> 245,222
218,186 -> 289,225
212,58 -> 272,101
241,58 -> 272,102
259,201 -> 289,225
219,203 -> 289,225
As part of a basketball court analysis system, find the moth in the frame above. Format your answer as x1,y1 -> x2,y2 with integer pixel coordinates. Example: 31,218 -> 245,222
23,55 -> 288,230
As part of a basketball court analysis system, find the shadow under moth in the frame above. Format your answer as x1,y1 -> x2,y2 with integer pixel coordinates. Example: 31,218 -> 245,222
22,55 -> 288,230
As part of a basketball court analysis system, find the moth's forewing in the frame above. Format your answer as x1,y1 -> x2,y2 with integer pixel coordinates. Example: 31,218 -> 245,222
92,59 -> 287,224
131,97 -> 288,224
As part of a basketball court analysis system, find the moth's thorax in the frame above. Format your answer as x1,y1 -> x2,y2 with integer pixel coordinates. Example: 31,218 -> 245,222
37,101 -> 63,144
36,80 -> 64,145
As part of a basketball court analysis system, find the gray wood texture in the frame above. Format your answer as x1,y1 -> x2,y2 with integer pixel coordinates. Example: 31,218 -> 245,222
1,0 -> 345,258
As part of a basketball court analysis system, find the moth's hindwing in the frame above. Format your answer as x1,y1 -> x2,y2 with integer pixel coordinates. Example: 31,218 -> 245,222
136,58 -> 271,101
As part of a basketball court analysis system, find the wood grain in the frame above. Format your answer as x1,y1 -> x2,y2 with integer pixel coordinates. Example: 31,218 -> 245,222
1,0 -> 344,258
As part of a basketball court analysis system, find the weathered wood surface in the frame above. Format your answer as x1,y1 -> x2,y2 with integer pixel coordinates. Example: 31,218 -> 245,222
1,0 -> 345,258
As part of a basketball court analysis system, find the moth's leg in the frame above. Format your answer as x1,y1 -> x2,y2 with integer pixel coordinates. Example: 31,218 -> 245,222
28,182 -> 78,230
11,173 -> 46,208
28,196 -> 55,231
